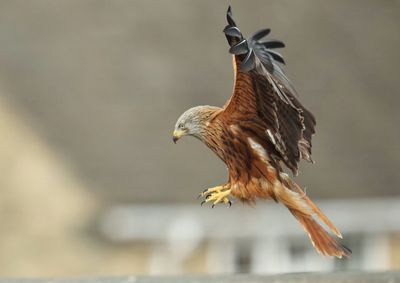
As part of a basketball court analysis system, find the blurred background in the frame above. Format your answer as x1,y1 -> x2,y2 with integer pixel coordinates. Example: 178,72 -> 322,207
0,0 -> 399,277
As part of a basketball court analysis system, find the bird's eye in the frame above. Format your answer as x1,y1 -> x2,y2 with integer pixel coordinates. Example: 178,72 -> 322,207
179,123 -> 185,129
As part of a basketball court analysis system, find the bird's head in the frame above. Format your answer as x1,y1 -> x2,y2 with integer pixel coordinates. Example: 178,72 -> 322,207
172,106 -> 219,143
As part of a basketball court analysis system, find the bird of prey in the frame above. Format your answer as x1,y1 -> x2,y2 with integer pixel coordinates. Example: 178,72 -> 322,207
172,6 -> 351,258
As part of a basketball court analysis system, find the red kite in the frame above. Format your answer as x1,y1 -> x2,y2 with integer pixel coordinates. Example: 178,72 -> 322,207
173,6 -> 350,258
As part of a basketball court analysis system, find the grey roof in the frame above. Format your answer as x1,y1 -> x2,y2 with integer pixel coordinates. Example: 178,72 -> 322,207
0,1 -> 399,203
0,272 -> 399,283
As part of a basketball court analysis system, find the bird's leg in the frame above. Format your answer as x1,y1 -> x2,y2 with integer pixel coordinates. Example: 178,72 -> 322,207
199,185 -> 232,207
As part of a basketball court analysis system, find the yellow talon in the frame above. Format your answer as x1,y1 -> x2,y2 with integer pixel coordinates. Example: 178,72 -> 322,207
200,185 -> 232,207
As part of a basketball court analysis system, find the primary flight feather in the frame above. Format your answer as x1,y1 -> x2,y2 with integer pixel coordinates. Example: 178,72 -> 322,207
172,6 -> 351,258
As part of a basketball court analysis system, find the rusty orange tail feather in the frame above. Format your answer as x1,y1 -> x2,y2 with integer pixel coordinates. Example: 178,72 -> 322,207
289,180 -> 342,238
289,208 -> 351,258
276,174 -> 351,257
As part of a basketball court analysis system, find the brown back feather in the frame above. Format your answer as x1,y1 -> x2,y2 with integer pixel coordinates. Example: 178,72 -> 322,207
222,7 -> 316,175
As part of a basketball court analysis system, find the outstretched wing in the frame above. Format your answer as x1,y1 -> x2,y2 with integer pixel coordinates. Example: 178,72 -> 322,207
221,6 -> 316,175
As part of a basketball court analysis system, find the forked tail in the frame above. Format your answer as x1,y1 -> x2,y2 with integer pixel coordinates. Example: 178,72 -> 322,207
276,174 -> 352,258
289,208 -> 351,258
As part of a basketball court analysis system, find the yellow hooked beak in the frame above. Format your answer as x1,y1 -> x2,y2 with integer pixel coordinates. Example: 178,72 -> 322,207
172,129 -> 186,143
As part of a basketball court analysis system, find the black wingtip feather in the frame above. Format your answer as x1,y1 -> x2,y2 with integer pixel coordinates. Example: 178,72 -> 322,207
251,28 -> 271,41
239,50 -> 256,72
224,6 -> 287,73
262,40 -> 285,49
226,6 -> 236,26
267,50 -> 285,64
223,26 -> 243,38
229,39 -> 249,55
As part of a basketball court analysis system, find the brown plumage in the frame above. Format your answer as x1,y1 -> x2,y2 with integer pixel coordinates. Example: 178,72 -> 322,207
172,6 -> 351,258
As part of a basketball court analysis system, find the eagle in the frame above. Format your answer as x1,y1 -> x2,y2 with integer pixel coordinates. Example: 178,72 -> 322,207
172,6 -> 351,258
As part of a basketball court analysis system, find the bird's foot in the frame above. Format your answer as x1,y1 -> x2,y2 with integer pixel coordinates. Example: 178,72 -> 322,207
199,185 -> 232,208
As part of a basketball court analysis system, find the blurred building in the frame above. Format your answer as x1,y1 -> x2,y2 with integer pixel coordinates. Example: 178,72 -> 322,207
0,0 -> 398,277
99,198 -> 400,274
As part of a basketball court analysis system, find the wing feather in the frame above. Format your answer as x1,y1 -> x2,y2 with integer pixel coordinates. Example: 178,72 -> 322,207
221,6 -> 316,174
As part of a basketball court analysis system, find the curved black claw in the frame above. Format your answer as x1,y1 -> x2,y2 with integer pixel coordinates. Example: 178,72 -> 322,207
211,204 -> 215,208
198,189 -> 208,199
227,201 -> 232,207
200,200 -> 206,206
205,194 -> 211,200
